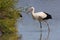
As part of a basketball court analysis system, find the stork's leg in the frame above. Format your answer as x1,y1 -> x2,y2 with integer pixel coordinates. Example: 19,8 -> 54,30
39,22 -> 42,40
39,22 -> 42,29
44,21 -> 50,32
44,21 -> 50,40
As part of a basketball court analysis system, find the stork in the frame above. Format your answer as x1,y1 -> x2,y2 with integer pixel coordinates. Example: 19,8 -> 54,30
27,7 -> 52,32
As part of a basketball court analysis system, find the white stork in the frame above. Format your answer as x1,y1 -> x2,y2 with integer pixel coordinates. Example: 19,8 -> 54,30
27,7 -> 52,32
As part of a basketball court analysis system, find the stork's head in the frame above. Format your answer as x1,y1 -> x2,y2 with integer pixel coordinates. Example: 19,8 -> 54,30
30,7 -> 34,10
26,7 -> 35,14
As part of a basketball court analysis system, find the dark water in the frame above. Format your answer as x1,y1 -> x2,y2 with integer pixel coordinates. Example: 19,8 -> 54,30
17,0 -> 60,40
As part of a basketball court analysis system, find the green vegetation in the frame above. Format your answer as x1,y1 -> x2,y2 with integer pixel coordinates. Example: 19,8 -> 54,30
0,0 -> 22,40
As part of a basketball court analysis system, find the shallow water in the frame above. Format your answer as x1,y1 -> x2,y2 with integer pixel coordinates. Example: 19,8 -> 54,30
17,0 -> 60,40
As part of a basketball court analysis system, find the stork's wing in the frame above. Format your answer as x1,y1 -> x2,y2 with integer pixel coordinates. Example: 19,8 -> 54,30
35,12 -> 47,18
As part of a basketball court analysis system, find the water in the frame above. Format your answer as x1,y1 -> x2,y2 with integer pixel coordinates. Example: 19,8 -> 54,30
17,0 -> 60,40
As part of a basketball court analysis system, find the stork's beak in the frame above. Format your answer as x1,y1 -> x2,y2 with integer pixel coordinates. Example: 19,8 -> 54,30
26,8 -> 32,14
26,11 -> 30,14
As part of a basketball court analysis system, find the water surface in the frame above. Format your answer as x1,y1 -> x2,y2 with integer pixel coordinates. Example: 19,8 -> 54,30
17,0 -> 60,40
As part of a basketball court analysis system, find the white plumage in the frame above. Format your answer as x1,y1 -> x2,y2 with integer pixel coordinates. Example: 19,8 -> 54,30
32,12 -> 47,19
27,6 -> 52,32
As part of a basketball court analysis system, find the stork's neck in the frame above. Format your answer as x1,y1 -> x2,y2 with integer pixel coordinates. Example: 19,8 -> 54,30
31,9 -> 35,15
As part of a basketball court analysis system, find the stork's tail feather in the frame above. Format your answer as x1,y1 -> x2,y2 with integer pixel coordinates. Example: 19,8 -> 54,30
43,12 -> 52,20
48,15 -> 52,19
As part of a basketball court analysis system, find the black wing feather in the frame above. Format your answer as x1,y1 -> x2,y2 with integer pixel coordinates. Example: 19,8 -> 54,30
43,12 -> 52,20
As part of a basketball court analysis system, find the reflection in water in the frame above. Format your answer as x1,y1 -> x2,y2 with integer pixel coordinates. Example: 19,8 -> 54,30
39,30 -> 50,40
19,21 -> 50,40
45,30 -> 50,40
39,21 -> 50,40
40,32 -> 42,40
